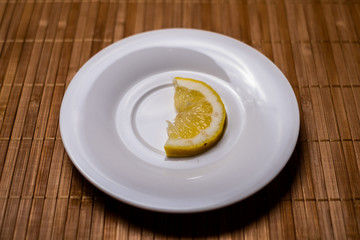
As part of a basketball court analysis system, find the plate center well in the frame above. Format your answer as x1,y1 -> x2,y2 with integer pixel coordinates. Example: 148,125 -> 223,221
132,84 -> 176,153
116,70 -> 246,166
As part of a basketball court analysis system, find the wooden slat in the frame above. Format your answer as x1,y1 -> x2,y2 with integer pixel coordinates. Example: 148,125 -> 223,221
160,1 -> 172,29
0,197 -> 19,239
12,42 -> 33,86
341,200 -> 360,238
297,142 -> 316,200
33,43 -> 54,85
291,43 -> 308,87
319,87 -> 341,140
81,177 -> 94,199
191,1 -> 202,29
102,2 -> 117,46
90,198 -> 105,240
50,198 -> 68,239
21,85 -> 42,138
69,168 -> 84,199
173,0 -> 182,28
32,86 -> 54,139
76,198 -> 93,239
255,201 -> 270,239
0,42 -> 14,86
12,198 -> 32,239
322,43 -> 341,86
128,208 -> 143,240
218,207 -> 233,239
342,43 -> 360,86
272,1 -> 291,42
0,3 -> 6,32
331,87 -> 352,139
141,211 -> 155,240
332,3 -> 358,42
0,140 -> 20,197
33,139 -> 55,197
10,85 -> 33,139
0,2 -> 16,44
57,154 -> 73,198
290,147 -> 305,200
199,0 -> 211,31
300,43 -> 319,86
319,141 -> 340,199
38,198 -> 56,239
317,200 -> 335,239
350,4 -> 360,41
355,200 -> 360,236
267,199 -> 283,239
311,42 -> 332,86
323,3 -> 340,42
280,200 -> 296,239
306,142 -> 328,199
331,43 -> 351,86
8,139 -> 32,197
112,2 -> 126,43
305,200 -> 321,239
329,200 -> 347,239
44,85 -> 64,138
26,197 -> 45,239
0,198 -> 6,235
153,213 -> 167,240
12,2 -> 35,41
330,141 -> 352,199
63,198 -> 81,239
273,42 -> 297,87
0,85 -> 22,138
45,139 -> 65,198
298,87 -> 318,140
304,2 -> 330,42
114,204 -> 130,240
64,2 -> 90,87
22,3 -> 53,86
209,1 -> 224,35
144,1 -> 158,31
134,1 -> 146,35
249,2 -> 271,44
2,2 -> 25,41
21,140 -> 43,197
310,88 -> 329,140
182,0 -> 192,29
79,2 -> 98,65
342,88 -> 360,139
285,2 -> 309,42
292,200 -> 309,239
91,2 -> 109,55
341,141 -> 360,199
124,2 -> 137,37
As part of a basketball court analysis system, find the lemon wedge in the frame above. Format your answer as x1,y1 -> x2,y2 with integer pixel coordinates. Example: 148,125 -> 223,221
164,77 -> 226,157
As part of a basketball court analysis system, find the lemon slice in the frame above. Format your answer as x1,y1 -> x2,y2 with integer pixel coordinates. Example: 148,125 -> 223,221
164,77 -> 226,157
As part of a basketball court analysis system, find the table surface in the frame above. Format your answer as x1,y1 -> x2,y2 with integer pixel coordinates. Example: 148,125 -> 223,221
1,0 -> 360,239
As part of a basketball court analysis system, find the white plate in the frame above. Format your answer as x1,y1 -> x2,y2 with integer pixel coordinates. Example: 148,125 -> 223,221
60,29 -> 299,213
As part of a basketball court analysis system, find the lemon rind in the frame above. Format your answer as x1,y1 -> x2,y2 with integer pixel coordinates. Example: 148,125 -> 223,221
164,77 -> 226,157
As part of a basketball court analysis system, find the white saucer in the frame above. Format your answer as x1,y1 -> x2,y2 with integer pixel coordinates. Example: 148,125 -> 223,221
60,29 -> 299,213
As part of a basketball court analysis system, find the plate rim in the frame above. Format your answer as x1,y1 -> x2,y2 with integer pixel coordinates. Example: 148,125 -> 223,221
59,28 -> 300,213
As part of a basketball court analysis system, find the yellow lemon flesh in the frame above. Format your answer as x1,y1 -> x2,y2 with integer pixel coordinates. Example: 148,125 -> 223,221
164,77 -> 226,157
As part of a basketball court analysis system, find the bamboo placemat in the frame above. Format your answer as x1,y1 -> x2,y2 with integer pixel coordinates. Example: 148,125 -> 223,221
0,0 -> 359,239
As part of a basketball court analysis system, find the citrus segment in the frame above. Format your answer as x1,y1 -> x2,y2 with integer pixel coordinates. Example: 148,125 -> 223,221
164,77 -> 226,157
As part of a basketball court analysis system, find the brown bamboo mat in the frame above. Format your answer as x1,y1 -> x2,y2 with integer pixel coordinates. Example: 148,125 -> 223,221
0,0 -> 360,239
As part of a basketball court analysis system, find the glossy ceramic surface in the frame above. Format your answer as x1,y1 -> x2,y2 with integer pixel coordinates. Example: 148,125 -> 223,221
60,29 -> 300,213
